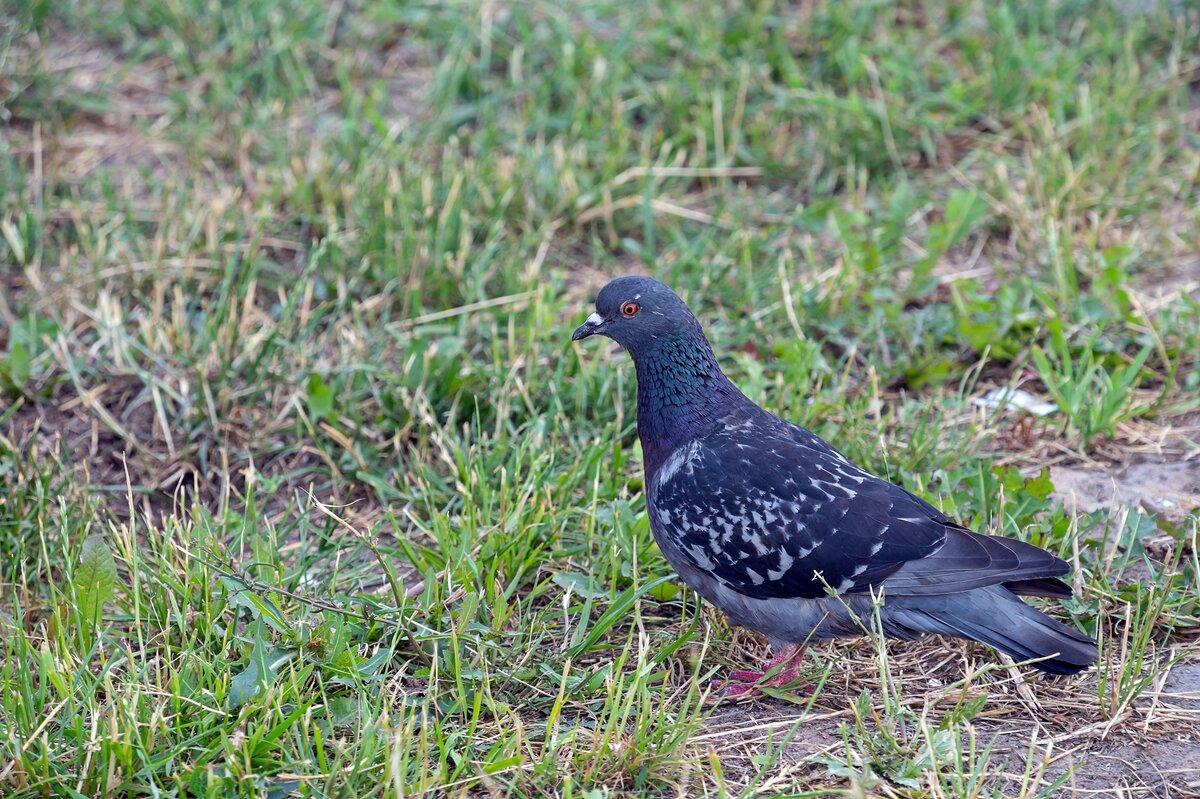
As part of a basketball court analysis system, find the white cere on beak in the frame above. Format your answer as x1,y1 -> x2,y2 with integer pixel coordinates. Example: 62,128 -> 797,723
586,312 -> 604,326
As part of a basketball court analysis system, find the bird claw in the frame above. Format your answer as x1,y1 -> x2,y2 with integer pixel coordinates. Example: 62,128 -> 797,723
717,678 -> 765,699
716,643 -> 813,699
717,668 -> 811,698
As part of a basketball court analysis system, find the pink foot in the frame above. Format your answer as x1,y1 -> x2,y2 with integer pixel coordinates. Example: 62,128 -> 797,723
717,643 -> 812,699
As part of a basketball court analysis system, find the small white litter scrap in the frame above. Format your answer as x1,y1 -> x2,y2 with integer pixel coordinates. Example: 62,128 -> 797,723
972,388 -> 1058,417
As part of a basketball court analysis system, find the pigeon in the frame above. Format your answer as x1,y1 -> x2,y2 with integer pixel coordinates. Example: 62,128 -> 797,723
572,276 -> 1097,695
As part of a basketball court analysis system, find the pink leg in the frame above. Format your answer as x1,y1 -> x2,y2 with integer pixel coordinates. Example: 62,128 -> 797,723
717,643 -> 811,699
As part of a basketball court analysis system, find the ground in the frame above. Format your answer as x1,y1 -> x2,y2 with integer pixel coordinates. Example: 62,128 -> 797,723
2,1 -> 1199,797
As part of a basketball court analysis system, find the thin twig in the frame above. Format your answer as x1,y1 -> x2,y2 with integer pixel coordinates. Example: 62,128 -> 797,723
198,551 -> 435,671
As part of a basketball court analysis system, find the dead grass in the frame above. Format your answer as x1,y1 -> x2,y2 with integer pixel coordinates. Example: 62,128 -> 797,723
695,636 -> 1200,797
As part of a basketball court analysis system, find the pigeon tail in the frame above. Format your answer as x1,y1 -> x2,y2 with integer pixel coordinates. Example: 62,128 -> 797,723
893,586 -> 1097,676
1001,576 -> 1073,598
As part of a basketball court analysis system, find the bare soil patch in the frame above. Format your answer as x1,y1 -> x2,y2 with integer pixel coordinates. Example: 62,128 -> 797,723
1053,459 -> 1200,522
701,638 -> 1200,796
0,385 -> 326,525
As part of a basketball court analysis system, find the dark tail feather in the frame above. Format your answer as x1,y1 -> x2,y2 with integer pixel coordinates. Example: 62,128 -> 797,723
1002,576 -> 1073,598
893,586 -> 1097,675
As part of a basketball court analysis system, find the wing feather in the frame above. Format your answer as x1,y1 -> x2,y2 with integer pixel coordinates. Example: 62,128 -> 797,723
649,411 -> 1069,601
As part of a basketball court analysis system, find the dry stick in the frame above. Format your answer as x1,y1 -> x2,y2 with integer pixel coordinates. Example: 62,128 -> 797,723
609,165 -> 763,186
306,491 -> 434,670
199,556 -> 405,622
198,554 -> 435,671
390,291 -> 535,332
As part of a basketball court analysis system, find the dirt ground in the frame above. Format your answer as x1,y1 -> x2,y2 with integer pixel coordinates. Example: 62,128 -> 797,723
1052,459 -> 1200,523
701,640 -> 1200,797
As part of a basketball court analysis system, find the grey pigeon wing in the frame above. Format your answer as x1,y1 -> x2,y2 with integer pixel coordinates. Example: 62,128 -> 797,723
650,417 -> 1070,601
649,419 -> 948,600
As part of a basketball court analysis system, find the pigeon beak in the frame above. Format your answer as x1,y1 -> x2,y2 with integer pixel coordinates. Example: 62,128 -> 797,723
571,312 -> 607,341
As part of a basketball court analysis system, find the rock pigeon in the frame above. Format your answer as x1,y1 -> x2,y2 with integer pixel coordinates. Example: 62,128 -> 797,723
572,276 -> 1097,693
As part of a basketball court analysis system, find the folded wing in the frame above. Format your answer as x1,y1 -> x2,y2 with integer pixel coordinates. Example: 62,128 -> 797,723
649,413 -> 1071,601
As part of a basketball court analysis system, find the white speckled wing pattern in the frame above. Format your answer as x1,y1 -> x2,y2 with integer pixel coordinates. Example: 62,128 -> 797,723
647,408 -> 1067,602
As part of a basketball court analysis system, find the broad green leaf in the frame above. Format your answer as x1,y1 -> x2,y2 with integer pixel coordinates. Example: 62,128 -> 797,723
238,592 -> 293,635
229,633 -> 294,708
76,535 -> 117,627
221,577 -> 293,635
40,641 -> 70,697
1025,467 -> 1055,501
306,373 -> 334,421
647,580 -> 681,601
5,342 -> 30,387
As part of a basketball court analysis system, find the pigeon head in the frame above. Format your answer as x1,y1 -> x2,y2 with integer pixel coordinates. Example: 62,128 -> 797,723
571,276 -> 701,359
572,275 -> 747,471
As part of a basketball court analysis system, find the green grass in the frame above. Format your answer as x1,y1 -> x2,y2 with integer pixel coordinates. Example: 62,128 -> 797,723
2,0 -> 1199,795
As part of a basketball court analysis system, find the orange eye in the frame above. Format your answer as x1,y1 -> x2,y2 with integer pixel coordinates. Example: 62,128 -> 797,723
621,301 -> 639,317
